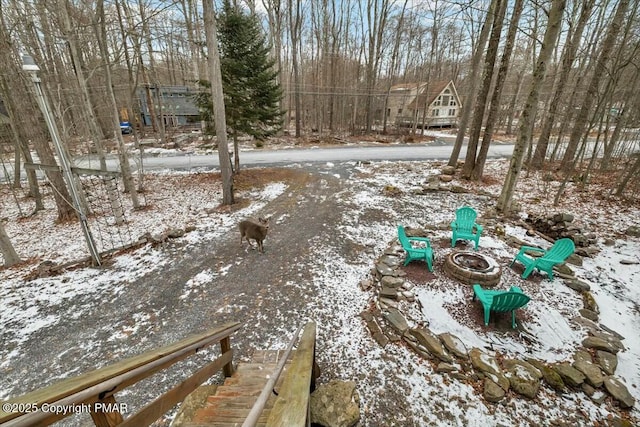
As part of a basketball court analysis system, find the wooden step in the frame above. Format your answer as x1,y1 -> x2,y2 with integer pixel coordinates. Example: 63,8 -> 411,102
171,350 -> 293,427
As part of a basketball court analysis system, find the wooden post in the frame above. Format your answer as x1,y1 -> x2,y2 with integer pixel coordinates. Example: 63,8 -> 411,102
89,395 -> 124,427
220,337 -> 234,377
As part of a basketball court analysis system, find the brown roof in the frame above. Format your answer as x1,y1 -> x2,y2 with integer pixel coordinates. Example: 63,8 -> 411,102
407,80 -> 451,109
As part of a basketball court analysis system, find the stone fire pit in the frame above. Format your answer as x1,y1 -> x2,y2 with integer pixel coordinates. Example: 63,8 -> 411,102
444,251 -> 502,287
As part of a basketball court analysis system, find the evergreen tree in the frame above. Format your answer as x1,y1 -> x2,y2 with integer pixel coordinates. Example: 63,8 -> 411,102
195,0 -> 283,170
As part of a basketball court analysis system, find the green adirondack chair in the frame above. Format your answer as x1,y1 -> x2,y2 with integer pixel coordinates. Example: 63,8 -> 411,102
397,225 -> 434,271
510,238 -> 575,281
472,284 -> 531,328
451,206 -> 483,250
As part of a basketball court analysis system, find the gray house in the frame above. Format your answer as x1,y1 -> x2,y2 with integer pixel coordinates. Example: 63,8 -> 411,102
138,85 -> 200,126
387,80 -> 461,128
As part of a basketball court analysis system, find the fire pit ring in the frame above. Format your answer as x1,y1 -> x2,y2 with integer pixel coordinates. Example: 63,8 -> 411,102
444,251 -> 502,287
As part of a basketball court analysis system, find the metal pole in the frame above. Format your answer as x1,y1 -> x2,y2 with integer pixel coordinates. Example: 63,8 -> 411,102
23,56 -> 102,266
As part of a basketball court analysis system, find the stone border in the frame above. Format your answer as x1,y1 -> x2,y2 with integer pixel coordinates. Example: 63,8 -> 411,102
360,235 -> 636,415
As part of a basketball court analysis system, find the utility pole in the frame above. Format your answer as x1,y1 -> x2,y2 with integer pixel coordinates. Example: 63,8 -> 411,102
22,55 -> 102,266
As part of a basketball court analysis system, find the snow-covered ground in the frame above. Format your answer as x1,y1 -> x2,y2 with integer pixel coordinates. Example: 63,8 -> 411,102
1,156 -> 639,426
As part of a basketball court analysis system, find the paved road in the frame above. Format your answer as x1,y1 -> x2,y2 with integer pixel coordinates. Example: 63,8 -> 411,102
74,143 -> 515,172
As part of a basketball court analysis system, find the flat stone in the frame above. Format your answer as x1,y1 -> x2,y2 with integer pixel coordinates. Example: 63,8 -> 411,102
579,308 -> 598,322
590,330 -> 625,352
599,324 -> 625,341
526,359 -> 566,392
582,292 -> 599,313
469,348 -> 509,391
436,362 -> 457,373
555,263 -> 574,276
379,287 -> 398,300
359,311 -> 373,322
483,378 -> 506,403
503,359 -> 542,399
410,328 -> 452,363
572,316 -> 600,333
625,225 -> 640,237
565,279 -> 591,292
401,282 -> 415,291
383,308 -> 409,333
451,372 -> 468,382
441,165 -> 456,175
573,360 -> 604,388
378,297 -> 398,309
372,332 -> 389,347
364,318 -> 381,336
583,336 -> 619,354
375,263 -> 397,277
401,291 -> 415,301
381,276 -> 404,288
554,363 -> 586,388
310,380 -> 361,427
359,279 -> 373,291
603,377 -> 636,409
590,390 -> 608,405
566,254 -> 583,266
439,174 -> 453,182
384,329 -> 403,342
573,349 -> 592,364
379,254 -> 401,267
596,350 -> 618,375
620,259 -> 639,265
582,382 -> 596,397
438,333 -> 469,359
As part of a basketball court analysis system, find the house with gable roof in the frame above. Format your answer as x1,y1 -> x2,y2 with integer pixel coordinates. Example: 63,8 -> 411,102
386,80 -> 461,128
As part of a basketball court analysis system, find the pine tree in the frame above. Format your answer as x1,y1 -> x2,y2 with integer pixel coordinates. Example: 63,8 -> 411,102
195,0 -> 283,171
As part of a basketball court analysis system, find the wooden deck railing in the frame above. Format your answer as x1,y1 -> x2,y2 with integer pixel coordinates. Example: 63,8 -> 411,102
0,322 -> 242,427
266,322 -> 317,427
242,322 -> 317,427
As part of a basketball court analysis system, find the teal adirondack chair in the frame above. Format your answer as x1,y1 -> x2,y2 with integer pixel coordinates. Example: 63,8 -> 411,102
451,206 -> 483,250
472,284 -> 531,328
397,225 -> 434,271
510,238 -> 575,281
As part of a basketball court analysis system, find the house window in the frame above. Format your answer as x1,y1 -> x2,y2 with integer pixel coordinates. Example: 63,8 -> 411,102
398,108 -> 403,114
432,109 -> 439,116
449,109 -> 456,116
442,95 -> 450,106
444,89 -> 450,94
450,99 -> 457,106
434,96 -> 442,106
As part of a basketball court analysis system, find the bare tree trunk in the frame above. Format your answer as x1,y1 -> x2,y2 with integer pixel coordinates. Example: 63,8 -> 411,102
560,0 -> 630,171
114,0 -> 145,192
95,0 -> 139,212
203,0 -> 234,205
471,0 -> 524,180
0,75 -> 44,212
531,0 -> 595,169
57,0 -> 107,169
462,0 -> 507,179
0,222 -> 20,267
498,0 -> 567,213
0,16 -> 74,221
615,154 -> 640,196
448,0 -> 498,167
288,0 -> 302,137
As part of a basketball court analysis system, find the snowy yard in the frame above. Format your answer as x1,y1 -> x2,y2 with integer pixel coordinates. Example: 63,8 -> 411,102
1,156 -> 639,426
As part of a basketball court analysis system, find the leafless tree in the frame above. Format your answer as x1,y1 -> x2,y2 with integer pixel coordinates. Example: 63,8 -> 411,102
203,0 -> 234,205
498,0 -> 567,213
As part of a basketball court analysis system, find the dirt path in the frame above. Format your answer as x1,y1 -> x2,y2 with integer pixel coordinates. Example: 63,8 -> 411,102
3,167 -> 362,425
